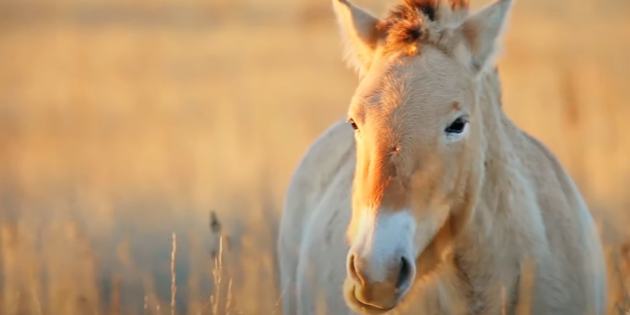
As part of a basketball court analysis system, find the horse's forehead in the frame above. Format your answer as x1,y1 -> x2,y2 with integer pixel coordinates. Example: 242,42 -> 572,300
360,62 -> 465,121
363,50 -> 468,102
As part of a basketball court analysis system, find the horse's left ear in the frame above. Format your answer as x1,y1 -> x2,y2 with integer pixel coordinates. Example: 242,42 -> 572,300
456,0 -> 514,74
332,0 -> 384,77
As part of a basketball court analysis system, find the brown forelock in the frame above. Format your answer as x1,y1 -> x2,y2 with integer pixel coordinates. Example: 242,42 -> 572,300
376,0 -> 470,54
377,0 -> 433,52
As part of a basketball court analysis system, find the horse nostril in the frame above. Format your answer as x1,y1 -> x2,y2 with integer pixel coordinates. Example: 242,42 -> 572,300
347,254 -> 364,285
396,256 -> 412,291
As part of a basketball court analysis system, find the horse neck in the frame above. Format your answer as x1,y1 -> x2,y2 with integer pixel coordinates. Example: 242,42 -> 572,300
470,68 -> 526,234
477,68 -> 514,152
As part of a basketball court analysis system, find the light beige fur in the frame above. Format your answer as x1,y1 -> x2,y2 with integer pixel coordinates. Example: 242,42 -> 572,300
276,0 -> 607,314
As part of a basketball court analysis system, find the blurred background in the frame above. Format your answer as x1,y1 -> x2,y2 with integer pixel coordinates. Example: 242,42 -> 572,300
0,0 -> 628,314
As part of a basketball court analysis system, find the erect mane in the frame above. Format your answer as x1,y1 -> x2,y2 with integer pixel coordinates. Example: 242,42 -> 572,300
376,0 -> 469,54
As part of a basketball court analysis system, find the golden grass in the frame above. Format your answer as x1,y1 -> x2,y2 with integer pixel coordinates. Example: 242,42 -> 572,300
0,0 -> 628,314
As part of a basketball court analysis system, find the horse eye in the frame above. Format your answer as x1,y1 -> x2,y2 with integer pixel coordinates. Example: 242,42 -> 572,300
347,118 -> 359,131
445,117 -> 467,134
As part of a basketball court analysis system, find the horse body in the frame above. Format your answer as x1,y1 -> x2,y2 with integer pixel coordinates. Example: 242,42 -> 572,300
278,119 -> 356,314
277,0 -> 607,314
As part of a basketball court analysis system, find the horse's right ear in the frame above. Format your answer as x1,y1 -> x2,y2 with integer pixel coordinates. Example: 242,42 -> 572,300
332,0 -> 383,76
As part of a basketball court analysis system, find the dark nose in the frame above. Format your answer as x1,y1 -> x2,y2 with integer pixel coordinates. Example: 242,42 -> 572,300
347,253 -> 414,309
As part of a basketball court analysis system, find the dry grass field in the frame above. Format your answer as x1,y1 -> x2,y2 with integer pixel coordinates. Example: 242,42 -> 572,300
0,0 -> 628,314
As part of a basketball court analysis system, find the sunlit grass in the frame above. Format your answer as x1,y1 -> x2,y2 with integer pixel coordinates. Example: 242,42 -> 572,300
0,0 -> 628,314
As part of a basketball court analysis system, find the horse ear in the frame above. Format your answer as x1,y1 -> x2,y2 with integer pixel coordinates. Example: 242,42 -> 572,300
332,0 -> 383,76
456,0 -> 514,74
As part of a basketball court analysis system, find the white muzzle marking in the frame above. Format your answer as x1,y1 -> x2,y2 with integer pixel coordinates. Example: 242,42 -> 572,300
350,210 -> 417,282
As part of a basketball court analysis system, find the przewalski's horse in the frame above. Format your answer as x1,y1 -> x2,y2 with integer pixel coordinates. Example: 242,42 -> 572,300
277,0 -> 607,314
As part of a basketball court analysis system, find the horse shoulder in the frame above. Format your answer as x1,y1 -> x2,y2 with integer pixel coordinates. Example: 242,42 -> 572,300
521,131 -> 596,238
279,119 -> 355,242
277,118 -> 356,315
520,131 -> 607,314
